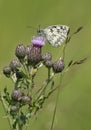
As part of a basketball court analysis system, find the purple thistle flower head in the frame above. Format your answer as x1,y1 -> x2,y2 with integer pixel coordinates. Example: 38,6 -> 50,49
31,36 -> 45,47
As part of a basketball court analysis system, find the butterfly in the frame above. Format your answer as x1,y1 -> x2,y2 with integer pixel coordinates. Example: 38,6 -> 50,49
37,25 -> 70,47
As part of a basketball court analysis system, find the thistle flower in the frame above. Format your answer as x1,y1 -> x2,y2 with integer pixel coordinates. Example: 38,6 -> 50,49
52,59 -> 64,73
31,36 -> 45,47
15,44 -> 26,59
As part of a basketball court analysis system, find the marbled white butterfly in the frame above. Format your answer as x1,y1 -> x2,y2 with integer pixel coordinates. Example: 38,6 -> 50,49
37,25 -> 70,47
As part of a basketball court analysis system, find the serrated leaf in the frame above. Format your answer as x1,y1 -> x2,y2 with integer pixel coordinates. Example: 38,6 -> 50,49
4,87 -> 7,93
68,60 -> 73,67
73,57 -> 87,65
13,119 -> 18,129
51,80 -> 54,89
74,26 -> 83,34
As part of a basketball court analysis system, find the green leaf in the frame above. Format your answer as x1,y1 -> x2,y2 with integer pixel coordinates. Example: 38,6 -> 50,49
73,57 -> 87,65
74,26 -> 83,34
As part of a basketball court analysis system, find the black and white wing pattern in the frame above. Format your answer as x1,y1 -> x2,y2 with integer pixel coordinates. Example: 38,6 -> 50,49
37,25 -> 70,47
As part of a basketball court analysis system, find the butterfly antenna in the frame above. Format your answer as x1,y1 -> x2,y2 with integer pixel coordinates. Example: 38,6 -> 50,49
26,25 -> 37,30
37,24 -> 41,34
38,24 -> 41,30
26,25 -> 39,35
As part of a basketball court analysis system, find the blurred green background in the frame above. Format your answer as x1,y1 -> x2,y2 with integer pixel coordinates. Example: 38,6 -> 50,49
0,0 -> 91,130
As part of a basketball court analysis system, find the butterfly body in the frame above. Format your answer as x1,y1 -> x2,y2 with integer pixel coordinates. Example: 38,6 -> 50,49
37,25 -> 70,47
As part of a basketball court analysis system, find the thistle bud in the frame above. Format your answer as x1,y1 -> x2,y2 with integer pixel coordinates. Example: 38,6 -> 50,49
15,44 -> 26,59
9,59 -> 21,72
44,60 -> 53,68
10,105 -> 18,112
27,46 -> 42,66
16,70 -> 23,79
11,89 -> 23,101
52,59 -> 64,73
3,66 -> 11,77
25,45 -> 32,55
21,96 -> 32,104
42,52 -> 52,62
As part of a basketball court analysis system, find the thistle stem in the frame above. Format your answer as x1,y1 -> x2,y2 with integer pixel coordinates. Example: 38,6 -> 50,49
51,74 -> 63,130
17,110 -> 23,130
35,73 -> 54,101
0,92 -> 13,130
62,44 -> 67,60
48,68 -> 51,80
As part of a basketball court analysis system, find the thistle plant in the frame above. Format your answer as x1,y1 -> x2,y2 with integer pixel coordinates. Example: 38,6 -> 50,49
1,26 -> 86,130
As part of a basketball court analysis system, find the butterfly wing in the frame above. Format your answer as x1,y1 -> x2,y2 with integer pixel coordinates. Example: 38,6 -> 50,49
43,25 -> 70,47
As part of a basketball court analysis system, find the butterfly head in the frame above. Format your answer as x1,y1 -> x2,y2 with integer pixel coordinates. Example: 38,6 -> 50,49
37,29 -> 44,36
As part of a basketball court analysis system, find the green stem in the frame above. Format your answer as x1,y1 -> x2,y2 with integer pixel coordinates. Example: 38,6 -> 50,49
48,68 -> 51,80
50,38 -> 70,129
0,93 -> 13,130
51,74 -> 63,130
35,73 -> 54,101
20,59 -> 29,78
62,44 -> 67,60
17,110 -> 23,130
22,63 -> 29,77
31,76 -> 34,89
